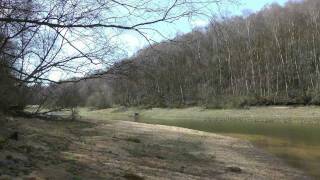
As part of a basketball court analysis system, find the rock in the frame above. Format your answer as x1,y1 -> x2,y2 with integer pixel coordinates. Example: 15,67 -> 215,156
23,177 -> 37,180
5,155 -> 12,160
19,145 -> 33,153
226,166 -> 242,173
180,166 -> 185,172
9,132 -> 18,141
12,158 -> 19,164
156,155 -> 165,159
125,137 -> 141,143
21,168 -> 30,175
123,173 -> 144,180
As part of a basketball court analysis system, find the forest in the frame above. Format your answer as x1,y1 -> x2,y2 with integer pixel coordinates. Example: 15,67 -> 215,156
3,0 -> 320,111
26,0 -> 320,110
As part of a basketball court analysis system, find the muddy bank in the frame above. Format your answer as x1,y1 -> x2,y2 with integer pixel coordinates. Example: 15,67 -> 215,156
0,117 -> 310,179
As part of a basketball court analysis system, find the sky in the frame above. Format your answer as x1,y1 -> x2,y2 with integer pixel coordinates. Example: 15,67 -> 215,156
49,0 -> 290,81
239,0 -> 288,13
121,0 -> 289,57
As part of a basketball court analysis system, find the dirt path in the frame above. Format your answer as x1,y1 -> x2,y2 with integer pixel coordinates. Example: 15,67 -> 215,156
0,117 -> 310,180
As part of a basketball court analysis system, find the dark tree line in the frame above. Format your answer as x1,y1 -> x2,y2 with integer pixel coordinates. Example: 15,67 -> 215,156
64,0 -> 320,109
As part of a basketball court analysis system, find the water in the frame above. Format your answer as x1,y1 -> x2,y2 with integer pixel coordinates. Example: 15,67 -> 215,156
139,118 -> 320,179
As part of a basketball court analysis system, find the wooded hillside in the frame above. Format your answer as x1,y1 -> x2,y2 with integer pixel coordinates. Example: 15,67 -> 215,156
45,0 -> 320,108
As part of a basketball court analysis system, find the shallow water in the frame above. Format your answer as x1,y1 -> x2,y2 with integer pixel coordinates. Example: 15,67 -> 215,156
139,118 -> 320,179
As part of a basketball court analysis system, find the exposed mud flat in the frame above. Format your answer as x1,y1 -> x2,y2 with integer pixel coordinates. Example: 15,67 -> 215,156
0,117 -> 310,180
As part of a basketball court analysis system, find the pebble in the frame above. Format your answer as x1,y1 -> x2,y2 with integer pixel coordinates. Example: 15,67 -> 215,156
226,166 -> 242,173
5,155 -> 12,160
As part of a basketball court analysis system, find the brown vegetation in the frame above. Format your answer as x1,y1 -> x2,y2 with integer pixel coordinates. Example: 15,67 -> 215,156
49,0 -> 320,109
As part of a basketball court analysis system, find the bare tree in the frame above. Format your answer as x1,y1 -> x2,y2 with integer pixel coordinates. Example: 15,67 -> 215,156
0,0 -> 235,84
84,0 -> 320,108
